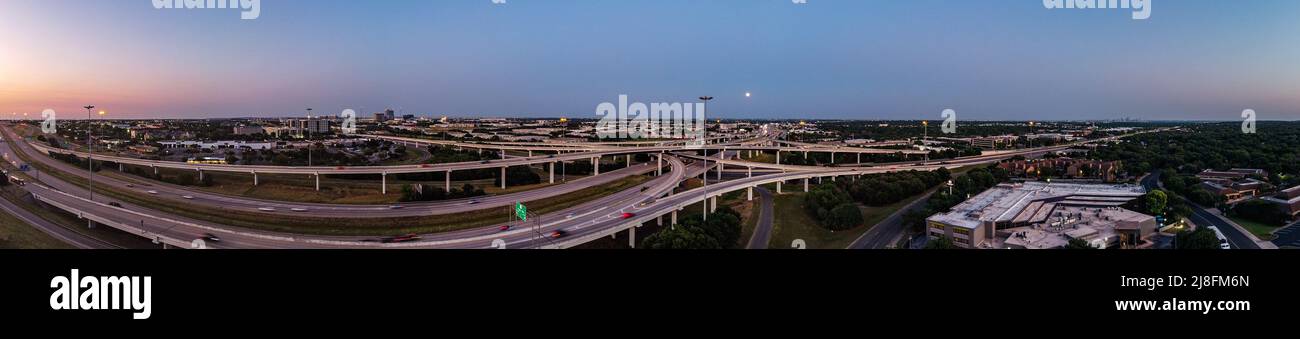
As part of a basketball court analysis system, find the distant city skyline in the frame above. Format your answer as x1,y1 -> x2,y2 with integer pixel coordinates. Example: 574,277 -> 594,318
2,0 -> 1298,121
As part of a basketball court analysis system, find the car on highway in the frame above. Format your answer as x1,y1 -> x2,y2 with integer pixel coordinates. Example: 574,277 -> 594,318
498,225 -> 511,232
146,190 -> 158,194
202,233 -> 221,242
467,200 -> 480,205
290,208 -> 308,212
548,230 -> 567,239
182,195 -> 194,200
621,212 -> 636,219
382,234 -> 422,243
388,205 -> 404,210
481,160 -> 492,164
565,213 -> 575,219
258,207 -> 277,212
108,202 -> 124,208
125,183 -> 135,188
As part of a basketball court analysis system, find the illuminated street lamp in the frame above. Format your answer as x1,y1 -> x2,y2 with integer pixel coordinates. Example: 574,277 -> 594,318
698,96 -> 713,219
83,105 -> 96,201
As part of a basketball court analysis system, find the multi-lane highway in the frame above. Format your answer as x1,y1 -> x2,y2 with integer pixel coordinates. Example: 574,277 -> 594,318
1,121 -> 1156,249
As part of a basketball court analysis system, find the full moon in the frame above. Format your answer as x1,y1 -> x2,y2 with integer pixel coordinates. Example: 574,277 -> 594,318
745,92 -> 752,97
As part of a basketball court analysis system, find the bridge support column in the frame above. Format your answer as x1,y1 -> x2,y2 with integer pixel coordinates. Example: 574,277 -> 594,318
748,186 -> 753,201
657,215 -> 663,226
549,162 -> 555,184
626,154 -> 631,167
857,153 -> 861,164
777,181 -> 783,194
253,172 -> 258,186
528,150 -> 532,157
776,151 -> 780,165
804,178 -> 810,192
198,169 -> 203,182
382,173 -> 387,195
500,167 -> 506,189
702,199 -> 708,221
748,166 -> 752,178
315,173 -> 320,191
153,166 -> 157,176
656,154 -> 662,176
628,227 -> 636,248
87,219 -> 95,229
671,210 -> 678,228
716,162 -> 723,181
593,157 -> 599,176
831,152 -> 835,164
445,170 -> 452,192
119,163 -> 123,172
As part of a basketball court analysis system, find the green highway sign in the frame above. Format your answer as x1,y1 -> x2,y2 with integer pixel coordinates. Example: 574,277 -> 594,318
515,202 -> 527,221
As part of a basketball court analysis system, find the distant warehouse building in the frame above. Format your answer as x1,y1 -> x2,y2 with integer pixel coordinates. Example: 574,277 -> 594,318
926,182 -> 1154,249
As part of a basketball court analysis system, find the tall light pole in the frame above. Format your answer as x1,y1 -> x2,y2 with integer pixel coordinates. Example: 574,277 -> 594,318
83,105 -> 96,200
698,96 -> 713,218
1028,121 -> 1036,149
306,108 -> 313,167
922,120 -> 929,164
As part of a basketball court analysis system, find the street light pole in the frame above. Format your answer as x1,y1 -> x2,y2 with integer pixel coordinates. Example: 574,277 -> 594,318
83,105 -> 95,201
698,96 -> 713,219
922,120 -> 929,165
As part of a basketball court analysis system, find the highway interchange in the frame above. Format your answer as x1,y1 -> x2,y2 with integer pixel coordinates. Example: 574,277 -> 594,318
1,122 -> 1147,249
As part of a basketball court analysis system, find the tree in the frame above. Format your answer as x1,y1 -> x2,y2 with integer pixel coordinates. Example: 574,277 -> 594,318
925,236 -> 956,249
1176,228 -> 1222,249
1143,190 -> 1168,216
825,204 -> 864,231
1064,238 -> 1096,249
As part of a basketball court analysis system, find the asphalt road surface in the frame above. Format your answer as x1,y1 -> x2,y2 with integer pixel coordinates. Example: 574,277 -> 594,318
745,186 -> 774,249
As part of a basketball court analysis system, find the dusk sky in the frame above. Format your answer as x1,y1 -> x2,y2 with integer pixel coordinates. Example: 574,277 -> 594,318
2,0 -> 1298,121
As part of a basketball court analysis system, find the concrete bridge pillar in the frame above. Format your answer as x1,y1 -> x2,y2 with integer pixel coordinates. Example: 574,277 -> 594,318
593,157 -> 600,176
804,178 -> 810,192
656,154 -> 662,176
628,227 -> 636,248
382,172 -> 388,195
198,169 -> 203,182
445,170 -> 452,192
500,167 -> 507,189
253,172 -> 258,186
315,172 -> 320,191
549,162 -> 555,184
748,186 -> 753,201
777,181 -> 783,194
626,154 -> 631,167
671,210 -> 678,227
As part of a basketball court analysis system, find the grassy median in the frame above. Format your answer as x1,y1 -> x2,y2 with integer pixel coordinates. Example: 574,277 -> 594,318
10,136 -> 654,236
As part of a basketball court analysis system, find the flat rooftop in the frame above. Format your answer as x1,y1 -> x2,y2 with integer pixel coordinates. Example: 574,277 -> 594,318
928,181 -> 1147,230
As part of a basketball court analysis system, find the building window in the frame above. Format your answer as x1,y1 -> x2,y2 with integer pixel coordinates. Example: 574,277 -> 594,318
954,228 -> 972,236
929,222 -> 946,231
